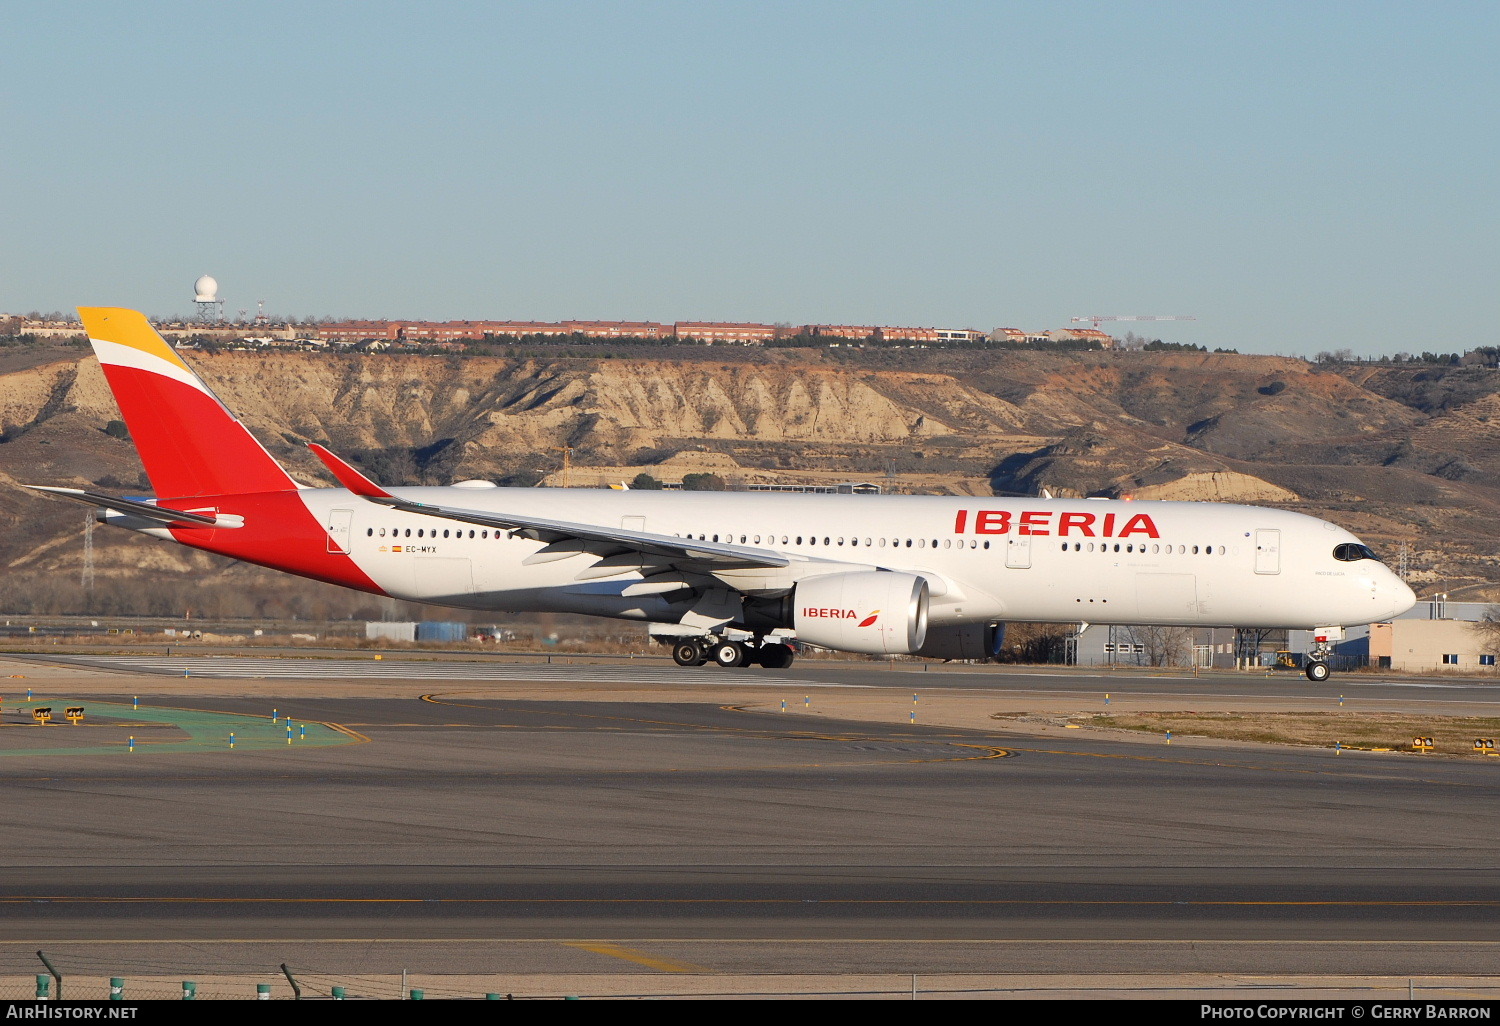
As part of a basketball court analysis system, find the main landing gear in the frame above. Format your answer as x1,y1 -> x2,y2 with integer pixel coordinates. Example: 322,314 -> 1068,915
671,637 -> 796,669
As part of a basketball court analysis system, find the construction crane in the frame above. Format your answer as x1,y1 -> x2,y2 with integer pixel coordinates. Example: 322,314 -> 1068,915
1071,315 -> 1196,330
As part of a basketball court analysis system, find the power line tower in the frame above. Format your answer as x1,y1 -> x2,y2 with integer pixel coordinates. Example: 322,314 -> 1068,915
553,446 -> 574,488
81,511 -> 94,608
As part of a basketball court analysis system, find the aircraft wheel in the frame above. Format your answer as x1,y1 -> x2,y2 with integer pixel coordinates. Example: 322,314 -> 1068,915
1305,660 -> 1330,682
672,641 -> 708,667
757,643 -> 795,669
711,641 -> 747,668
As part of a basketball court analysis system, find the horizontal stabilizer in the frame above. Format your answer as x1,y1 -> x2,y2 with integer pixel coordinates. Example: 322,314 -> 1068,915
25,486 -> 244,528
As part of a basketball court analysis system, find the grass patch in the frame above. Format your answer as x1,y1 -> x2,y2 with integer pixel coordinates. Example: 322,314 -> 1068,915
997,711 -> 1500,756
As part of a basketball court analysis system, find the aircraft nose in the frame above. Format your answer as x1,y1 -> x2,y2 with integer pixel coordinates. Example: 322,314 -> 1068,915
1377,573 -> 1417,620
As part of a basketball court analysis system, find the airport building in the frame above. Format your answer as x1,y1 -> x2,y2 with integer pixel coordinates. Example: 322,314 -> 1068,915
1291,600 -> 1498,673
1068,599 -> 1499,673
7,314 -> 1116,349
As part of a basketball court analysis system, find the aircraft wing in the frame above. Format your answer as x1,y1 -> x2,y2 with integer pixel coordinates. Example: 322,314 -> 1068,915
308,444 -> 791,571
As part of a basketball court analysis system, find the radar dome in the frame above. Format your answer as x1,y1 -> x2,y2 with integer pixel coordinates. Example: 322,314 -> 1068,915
193,275 -> 219,301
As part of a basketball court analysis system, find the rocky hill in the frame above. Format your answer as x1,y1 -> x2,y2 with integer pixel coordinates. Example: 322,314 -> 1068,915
2,342 -> 1497,616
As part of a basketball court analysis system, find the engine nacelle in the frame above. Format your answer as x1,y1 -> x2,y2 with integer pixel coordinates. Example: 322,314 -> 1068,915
793,572 -> 928,655
914,622 -> 1006,662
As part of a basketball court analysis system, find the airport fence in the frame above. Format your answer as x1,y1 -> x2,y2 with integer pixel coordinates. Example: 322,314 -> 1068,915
0,963 -> 518,1002
4,964 -> 1500,1001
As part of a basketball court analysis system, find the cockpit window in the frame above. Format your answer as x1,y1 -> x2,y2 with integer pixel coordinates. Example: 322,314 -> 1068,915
1333,542 -> 1380,563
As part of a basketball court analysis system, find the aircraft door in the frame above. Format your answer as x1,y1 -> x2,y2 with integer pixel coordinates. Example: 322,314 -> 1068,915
326,508 -> 354,554
1005,535 -> 1032,569
1254,529 -> 1281,575
622,516 -> 646,533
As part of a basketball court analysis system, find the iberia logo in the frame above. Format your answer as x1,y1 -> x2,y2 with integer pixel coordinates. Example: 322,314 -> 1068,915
802,608 -> 881,625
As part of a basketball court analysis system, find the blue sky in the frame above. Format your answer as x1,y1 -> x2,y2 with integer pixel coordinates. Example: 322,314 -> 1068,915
4,1 -> 1496,355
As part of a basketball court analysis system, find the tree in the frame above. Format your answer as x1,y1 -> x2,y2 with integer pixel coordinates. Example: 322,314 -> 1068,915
630,473 -> 663,490
681,473 -> 726,491
1124,624 -> 1195,667
1470,608 -> 1500,658
103,419 -> 130,440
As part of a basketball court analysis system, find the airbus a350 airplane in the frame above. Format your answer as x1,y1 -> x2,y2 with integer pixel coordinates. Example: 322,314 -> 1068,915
30,308 -> 1416,680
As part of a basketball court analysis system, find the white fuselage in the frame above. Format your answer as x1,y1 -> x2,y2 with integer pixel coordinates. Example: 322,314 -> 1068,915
267,487 -> 1414,631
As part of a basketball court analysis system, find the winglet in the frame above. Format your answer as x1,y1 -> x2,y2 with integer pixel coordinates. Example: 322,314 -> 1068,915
308,443 -> 394,498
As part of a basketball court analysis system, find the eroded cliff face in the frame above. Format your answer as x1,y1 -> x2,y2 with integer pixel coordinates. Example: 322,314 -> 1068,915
203,354 -> 1033,458
1,345 -> 1498,603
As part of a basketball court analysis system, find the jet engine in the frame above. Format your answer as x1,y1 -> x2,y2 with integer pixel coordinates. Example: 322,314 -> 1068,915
914,622 -> 1006,662
793,572 -> 928,655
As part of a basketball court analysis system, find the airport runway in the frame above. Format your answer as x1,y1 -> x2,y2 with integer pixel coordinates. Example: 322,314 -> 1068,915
2,652 -> 1499,992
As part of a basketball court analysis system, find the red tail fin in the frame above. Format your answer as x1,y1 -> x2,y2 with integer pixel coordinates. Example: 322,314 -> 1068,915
79,307 -> 297,497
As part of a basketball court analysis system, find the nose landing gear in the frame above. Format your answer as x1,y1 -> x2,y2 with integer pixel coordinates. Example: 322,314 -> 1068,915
1303,627 -> 1342,682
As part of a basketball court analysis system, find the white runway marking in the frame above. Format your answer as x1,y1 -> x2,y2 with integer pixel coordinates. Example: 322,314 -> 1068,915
50,655 -> 845,687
